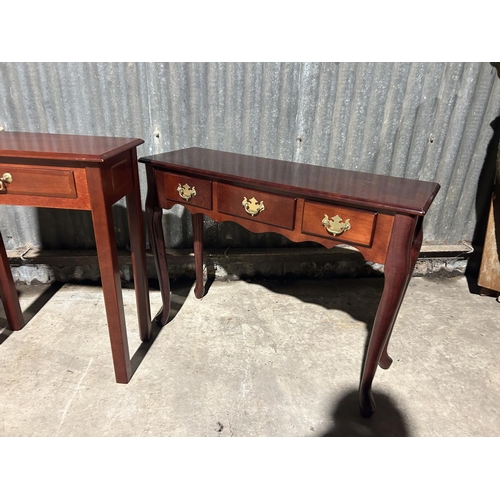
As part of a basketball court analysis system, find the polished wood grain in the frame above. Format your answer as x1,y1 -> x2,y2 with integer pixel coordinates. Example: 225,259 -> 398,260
86,165 -> 132,383
0,165 -> 77,198
163,172 -> 212,210
218,183 -> 296,230
125,148 -> 151,342
358,214 -> 419,417
0,165 -> 90,210
141,147 -> 440,216
146,163 -> 170,325
0,230 -> 25,330
0,131 -> 143,162
192,213 -> 205,299
142,147 -> 440,417
302,201 -> 377,247
156,174 -> 395,264
379,217 -> 423,371
0,133 -> 150,383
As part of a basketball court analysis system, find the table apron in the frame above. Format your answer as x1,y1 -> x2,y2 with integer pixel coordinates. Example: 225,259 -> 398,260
158,178 -> 395,265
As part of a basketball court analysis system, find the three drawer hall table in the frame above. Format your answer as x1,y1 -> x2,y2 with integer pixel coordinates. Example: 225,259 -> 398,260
140,147 -> 440,417
0,132 -> 151,383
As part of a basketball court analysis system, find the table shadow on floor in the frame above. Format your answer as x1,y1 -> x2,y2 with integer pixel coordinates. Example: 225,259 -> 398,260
320,389 -> 410,437
252,279 -> 413,434
139,276 -> 411,433
249,277 -> 385,367
0,281 -> 64,344
131,278 -> 195,374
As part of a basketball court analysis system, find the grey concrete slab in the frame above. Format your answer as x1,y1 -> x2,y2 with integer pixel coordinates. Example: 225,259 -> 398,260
0,276 -> 499,436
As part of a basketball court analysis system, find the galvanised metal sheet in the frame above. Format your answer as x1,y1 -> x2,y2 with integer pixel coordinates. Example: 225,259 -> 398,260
1,62 -> 499,251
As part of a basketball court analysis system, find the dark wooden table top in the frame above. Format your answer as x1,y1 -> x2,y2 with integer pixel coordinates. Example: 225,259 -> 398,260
0,132 -> 144,162
140,147 -> 440,216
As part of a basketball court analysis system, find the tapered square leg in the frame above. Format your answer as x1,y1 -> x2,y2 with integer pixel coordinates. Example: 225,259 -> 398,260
126,149 -> 152,341
87,167 -> 132,384
0,231 -> 24,331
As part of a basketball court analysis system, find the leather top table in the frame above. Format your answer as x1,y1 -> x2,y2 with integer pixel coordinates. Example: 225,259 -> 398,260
0,132 -> 151,383
140,147 -> 440,417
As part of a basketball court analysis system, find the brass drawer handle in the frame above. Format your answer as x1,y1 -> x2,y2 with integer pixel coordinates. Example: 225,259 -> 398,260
242,196 -> 265,216
0,172 -> 13,191
322,214 -> 351,236
177,183 -> 196,201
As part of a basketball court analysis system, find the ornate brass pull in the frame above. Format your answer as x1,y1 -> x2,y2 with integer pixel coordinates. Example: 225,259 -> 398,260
0,172 -> 13,191
242,196 -> 265,216
177,183 -> 196,201
322,214 -> 351,236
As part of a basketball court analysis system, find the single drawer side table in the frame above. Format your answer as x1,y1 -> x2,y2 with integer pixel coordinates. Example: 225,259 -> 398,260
0,132 -> 151,383
140,147 -> 440,417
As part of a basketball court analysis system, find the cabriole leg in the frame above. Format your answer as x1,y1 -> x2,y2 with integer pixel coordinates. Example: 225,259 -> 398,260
359,214 -> 418,417
145,164 -> 170,326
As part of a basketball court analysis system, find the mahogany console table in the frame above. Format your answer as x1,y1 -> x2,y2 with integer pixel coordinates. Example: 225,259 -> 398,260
0,132 -> 151,383
140,147 -> 440,417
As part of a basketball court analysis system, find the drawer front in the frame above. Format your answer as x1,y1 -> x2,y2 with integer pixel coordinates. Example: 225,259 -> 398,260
163,172 -> 212,210
0,164 -> 77,198
218,184 -> 296,230
302,201 -> 377,246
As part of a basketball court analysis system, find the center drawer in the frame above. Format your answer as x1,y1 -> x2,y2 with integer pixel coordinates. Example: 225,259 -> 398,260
217,183 -> 296,230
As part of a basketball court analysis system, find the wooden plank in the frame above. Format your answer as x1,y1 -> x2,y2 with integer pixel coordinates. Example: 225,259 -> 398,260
478,181 -> 500,293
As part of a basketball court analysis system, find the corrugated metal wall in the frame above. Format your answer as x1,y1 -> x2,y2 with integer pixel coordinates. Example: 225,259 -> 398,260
1,62 -> 500,251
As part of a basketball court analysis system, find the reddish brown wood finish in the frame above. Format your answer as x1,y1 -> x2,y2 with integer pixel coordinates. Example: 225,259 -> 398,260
358,214 -> 420,417
146,163 -> 170,325
86,165 -> 132,383
125,148 -> 151,342
218,183 -> 296,230
141,147 -> 440,416
0,164 -> 78,198
302,201 -> 377,247
379,217 -> 423,370
141,147 -> 440,216
192,213 -> 204,299
0,230 -> 25,330
0,132 -> 151,383
0,131 -> 143,162
0,165 -> 90,210
164,172 -> 212,210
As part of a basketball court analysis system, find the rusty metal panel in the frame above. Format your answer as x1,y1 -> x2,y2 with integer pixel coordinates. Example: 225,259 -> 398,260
1,62 -> 500,252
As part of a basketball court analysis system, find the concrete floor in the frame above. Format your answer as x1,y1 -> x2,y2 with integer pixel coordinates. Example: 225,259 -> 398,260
0,274 -> 499,437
